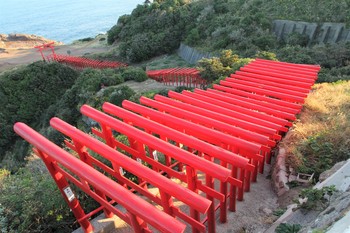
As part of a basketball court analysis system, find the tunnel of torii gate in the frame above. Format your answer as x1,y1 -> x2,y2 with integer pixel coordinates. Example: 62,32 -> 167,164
35,42 -> 128,69
14,59 -> 320,233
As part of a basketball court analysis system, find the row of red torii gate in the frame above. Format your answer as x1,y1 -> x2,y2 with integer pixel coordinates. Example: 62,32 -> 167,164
35,42 -> 207,88
16,44 -> 322,233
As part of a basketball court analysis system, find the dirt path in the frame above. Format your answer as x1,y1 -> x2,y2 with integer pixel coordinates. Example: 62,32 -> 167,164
215,165 -> 278,233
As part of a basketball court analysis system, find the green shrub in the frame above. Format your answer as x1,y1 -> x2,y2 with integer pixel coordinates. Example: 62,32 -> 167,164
0,61 -> 78,162
297,134 -> 340,180
220,50 -> 239,67
318,66 -> 350,82
197,49 -> 253,82
77,37 -> 94,42
121,67 -> 148,82
276,45 -> 314,64
197,57 -> 231,82
311,43 -> 350,68
284,32 -> 310,46
273,208 -> 287,217
255,51 -> 278,61
0,163 -> 76,232
185,28 -> 201,46
109,86 -> 136,107
174,86 -> 193,93
251,33 -> 277,51
275,223 -> 302,233
107,25 -> 121,44
108,1 -> 191,62
299,186 -> 337,210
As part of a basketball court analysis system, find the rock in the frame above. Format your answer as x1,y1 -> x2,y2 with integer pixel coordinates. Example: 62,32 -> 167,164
0,33 -> 62,49
0,42 -> 6,49
301,191 -> 350,232
319,160 -> 347,182
262,208 -> 273,215
0,34 -> 8,41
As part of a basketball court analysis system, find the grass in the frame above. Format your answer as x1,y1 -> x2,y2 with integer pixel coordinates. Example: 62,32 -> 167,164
142,54 -> 193,70
282,81 -> 350,180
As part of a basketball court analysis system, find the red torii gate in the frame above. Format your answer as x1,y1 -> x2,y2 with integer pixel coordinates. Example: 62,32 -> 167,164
34,42 -> 128,69
34,42 -> 56,61
146,68 -> 208,88
14,59 -> 320,233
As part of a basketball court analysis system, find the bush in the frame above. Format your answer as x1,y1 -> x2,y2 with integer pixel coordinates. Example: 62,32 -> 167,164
107,1 -> 191,62
121,67 -> 148,82
0,62 -> 78,162
107,25 -> 120,44
174,86 -> 193,93
275,223 -> 302,233
0,163 -> 76,232
197,49 -> 253,82
276,45 -> 314,64
296,133 -> 348,179
284,32 -> 310,46
109,85 -> 136,107
299,186 -> 337,210
197,57 -> 231,82
318,66 -> 350,83
310,43 -> 350,68
77,37 -> 94,42
255,51 -> 278,61
185,28 -> 201,46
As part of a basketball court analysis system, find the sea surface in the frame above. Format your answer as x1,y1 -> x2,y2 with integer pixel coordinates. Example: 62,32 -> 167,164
0,0 -> 143,44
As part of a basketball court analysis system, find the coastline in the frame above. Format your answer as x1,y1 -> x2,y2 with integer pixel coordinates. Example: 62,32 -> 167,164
0,33 -> 62,50
0,33 -> 111,73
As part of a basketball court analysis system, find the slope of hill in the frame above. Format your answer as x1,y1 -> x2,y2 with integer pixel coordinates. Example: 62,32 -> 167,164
108,0 -> 350,60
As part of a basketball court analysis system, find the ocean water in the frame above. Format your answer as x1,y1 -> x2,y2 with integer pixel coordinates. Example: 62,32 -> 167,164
0,0 -> 143,44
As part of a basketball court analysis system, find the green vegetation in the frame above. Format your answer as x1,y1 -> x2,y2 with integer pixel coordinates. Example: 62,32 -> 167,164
299,186 -> 337,211
283,81 -> 350,180
108,0 -> 193,62
120,67 -> 148,82
0,161 -> 76,232
273,208 -> 287,217
144,54 -> 192,70
0,158 -> 101,232
108,0 -> 350,60
0,62 -> 147,232
0,62 -> 78,166
0,63 -> 148,170
107,0 -> 350,85
197,49 -> 253,82
76,37 -> 94,42
275,223 -> 302,233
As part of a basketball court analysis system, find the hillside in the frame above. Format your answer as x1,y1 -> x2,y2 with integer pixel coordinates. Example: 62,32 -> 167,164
107,0 -> 350,82
108,0 -> 350,58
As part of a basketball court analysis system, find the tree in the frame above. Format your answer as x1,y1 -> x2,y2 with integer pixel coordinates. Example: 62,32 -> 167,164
197,57 -> 231,82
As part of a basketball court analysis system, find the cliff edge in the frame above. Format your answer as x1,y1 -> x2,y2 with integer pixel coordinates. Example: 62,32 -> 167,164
0,33 -> 62,50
